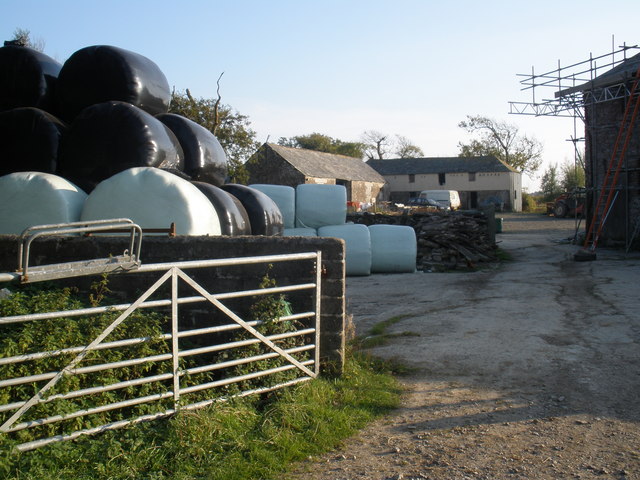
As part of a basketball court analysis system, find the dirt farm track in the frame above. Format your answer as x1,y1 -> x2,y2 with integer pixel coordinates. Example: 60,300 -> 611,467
288,212 -> 640,480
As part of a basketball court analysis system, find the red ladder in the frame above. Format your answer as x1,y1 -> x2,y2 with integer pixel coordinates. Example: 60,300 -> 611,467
579,65 -> 640,258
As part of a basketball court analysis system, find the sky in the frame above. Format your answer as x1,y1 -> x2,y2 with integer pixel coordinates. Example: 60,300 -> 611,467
2,0 -> 639,191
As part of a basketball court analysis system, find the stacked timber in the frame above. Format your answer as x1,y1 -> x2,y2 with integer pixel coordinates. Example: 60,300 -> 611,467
347,211 -> 497,272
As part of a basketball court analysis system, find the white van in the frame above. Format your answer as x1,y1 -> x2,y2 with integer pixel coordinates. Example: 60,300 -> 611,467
418,190 -> 461,210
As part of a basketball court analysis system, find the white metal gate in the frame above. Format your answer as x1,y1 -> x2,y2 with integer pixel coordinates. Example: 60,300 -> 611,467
0,251 -> 322,452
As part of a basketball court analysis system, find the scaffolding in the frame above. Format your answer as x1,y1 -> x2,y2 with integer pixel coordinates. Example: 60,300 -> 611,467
509,42 -> 638,120
509,39 -> 640,252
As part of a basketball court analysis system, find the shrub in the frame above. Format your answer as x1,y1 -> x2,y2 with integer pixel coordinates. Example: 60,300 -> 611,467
0,282 -> 172,450
522,191 -> 538,212
0,268 -> 310,456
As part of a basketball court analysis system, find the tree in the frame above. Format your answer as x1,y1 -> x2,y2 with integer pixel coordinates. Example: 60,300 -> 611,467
560,159 -> 585,191
394,134 -> 424,158
361,131 -> 424,159
7,28 -> 45,51
278,130 -> 423,160
277,133 -> 365,158
540,164 -> 562,202
458,115 -> 543,175
361,130 -> 389,160
169,89 -> 259,184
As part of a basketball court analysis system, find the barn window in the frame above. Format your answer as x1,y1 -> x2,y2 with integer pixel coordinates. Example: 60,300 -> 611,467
408,174 -> 415,183
438,173 -> 446,185
469,172 -> 476,181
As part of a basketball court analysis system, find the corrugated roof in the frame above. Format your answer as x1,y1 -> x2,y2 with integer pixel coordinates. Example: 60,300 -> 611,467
367,156 -> 517,175
266,143 -> 386,183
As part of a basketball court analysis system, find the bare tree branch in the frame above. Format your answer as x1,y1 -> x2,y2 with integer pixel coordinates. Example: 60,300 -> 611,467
212,72 -> 224,135
361,130 -> 389,160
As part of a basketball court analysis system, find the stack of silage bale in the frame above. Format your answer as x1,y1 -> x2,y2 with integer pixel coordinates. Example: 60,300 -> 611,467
252,183 -> 417,276
0,44 -> 282,236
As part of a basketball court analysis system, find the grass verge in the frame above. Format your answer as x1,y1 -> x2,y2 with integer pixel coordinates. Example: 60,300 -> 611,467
1,353 -> 402,480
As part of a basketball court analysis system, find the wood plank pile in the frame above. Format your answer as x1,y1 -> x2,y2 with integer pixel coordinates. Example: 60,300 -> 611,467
347,211 -> 498,272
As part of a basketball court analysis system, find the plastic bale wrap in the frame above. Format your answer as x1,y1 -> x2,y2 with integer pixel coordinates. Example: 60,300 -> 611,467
56,45 -> 170,121
318,224 -> 371,276
369,225 -> 417,273
192,181 -> 251,236
57,101 -> 183,192
81,167 -> 220,236
157,113 -> 227,186
295,184 -> 347,229
0,172 -> 87,235
0,107 -> 66,176
283,227 -> 317,237
249,184 -> 296,229
0,45 -> 62,114
221,184 -> 284,236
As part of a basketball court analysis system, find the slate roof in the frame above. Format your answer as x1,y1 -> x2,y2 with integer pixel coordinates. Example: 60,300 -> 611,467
557,51 -> 640,97
367,156 -> 517,175
266,143 -> 386,183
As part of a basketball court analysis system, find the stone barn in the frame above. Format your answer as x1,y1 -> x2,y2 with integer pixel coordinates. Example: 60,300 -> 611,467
559,52 -> 640,249
245,143 -> 386,205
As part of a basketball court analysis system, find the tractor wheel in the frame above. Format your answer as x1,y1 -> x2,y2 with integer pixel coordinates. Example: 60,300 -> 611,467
554,202 -> 568,218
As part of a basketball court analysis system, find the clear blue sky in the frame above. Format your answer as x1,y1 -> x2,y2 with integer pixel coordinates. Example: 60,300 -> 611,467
2,0 -> 639,190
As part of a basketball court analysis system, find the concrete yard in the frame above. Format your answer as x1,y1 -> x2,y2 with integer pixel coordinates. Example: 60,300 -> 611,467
289,212 -> 640,480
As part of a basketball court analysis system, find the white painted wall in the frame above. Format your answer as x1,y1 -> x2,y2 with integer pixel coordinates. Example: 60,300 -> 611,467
383,171 -> 522,211
386,171 -> 517,192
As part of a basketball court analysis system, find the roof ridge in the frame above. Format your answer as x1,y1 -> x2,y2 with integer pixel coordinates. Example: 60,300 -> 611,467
367,156 -> 519,175
263,143 -> 385,183
267,142 -> 362,161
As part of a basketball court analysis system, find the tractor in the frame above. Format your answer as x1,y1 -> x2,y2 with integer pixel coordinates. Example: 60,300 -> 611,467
546,188 -> 586,218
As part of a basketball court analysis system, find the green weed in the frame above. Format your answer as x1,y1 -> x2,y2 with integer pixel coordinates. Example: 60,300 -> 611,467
495,248 -> 513,262
352,314 -> 420,350
1,354 -> 400,479
0,275 -> 404,479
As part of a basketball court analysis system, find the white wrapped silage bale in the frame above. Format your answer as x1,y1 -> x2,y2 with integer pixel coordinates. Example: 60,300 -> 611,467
0,172 -> 87,234
81,167 -> 221,235
295,184 -> 346,229
249,184 -> 296,229
369,225 -> 417,273
283,227 -> 317,237
317,224 -> 371,276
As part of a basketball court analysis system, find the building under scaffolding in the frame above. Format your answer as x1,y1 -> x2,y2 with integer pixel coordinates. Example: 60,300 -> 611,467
510,42 -> 640,252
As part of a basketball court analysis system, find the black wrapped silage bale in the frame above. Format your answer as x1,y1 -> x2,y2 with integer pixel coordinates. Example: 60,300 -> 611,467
56,45 -> 171,121
156,113 -> 228,186
192,181 -> 251,236
0,107 -> 67,176
0,45 -> 62,114
221,184 -> 284,236
57,101 -> 183,192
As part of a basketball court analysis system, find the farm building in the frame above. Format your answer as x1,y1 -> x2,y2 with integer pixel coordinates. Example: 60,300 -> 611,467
245,143 -> 386,205
367,156 -> 522,211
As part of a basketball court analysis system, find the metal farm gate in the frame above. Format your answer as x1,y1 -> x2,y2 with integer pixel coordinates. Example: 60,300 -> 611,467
0,220 -> 322,452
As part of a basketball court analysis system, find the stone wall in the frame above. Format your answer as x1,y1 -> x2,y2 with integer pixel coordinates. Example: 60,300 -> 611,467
245,146 -> 306,186
350,180 -> 384,205
585,95 -> 640,246
0,235 -> 346,374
